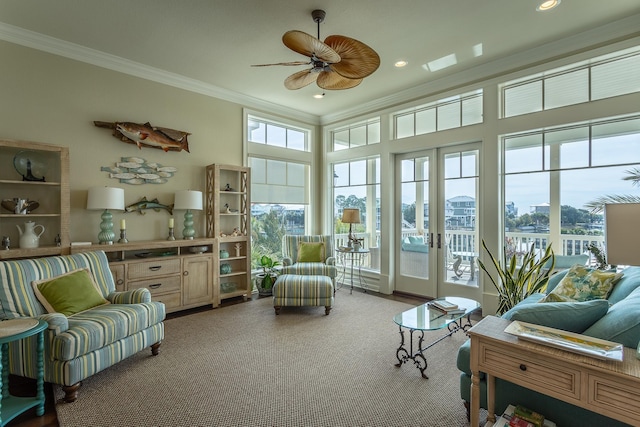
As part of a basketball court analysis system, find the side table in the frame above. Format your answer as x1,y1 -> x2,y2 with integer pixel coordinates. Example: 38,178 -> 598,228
0,318 -> 48,426
336,247 -> 369,294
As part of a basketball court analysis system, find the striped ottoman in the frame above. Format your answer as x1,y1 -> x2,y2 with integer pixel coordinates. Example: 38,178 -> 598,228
272,274 -> 334,315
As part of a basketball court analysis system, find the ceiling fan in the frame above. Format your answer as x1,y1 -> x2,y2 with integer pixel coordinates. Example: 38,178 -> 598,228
252,9 -> 380,90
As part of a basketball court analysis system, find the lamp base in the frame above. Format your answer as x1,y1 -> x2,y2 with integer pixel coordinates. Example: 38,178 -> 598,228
97,209 -> 115,245
182,209 -> 196,240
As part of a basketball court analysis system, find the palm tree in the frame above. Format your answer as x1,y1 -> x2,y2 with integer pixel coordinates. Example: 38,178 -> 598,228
585,167 -> 640,213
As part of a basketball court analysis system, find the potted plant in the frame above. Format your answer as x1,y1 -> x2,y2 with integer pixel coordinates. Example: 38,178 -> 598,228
477,239 -> 555,315
256,255 -> 280,296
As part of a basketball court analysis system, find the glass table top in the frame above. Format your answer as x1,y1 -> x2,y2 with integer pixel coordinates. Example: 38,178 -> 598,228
393,297 -> 481,331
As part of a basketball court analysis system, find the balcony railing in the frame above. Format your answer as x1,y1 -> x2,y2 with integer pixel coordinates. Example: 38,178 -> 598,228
334,229 -> 604,273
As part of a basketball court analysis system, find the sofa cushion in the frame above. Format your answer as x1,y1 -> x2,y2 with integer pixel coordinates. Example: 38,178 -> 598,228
545,269 -> 569,294
583,286 -> 640,348
541,265 -> 623,302
32,268 -> 109,317
501,293 -> 546,320
607,266 -> 640,305
508,299 -> 609,333
297,242 -> 325,262
50,301 -> 165,361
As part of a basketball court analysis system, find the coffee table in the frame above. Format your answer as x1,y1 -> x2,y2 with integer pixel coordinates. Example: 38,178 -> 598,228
393,296 -> 481,378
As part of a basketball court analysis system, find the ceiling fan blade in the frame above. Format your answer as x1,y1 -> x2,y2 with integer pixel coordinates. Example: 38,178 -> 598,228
282,30 -> 341,63
317,71 -> 362,90
284,69 -> 319,90
251,61 -> 310,67
324,35 -> 380,79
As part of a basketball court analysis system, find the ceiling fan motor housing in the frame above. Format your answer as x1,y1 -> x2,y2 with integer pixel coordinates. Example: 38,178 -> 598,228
312,9 -> 326,24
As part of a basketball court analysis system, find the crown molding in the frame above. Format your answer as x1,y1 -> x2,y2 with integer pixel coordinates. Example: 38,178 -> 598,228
0,22 -> 320,125
320,13 -> 640,125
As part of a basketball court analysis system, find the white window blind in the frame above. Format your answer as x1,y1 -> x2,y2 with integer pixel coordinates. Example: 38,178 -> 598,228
250,157 -> 309,204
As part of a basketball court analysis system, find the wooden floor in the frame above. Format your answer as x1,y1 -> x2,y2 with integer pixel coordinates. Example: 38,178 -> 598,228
7,291 -> 425,427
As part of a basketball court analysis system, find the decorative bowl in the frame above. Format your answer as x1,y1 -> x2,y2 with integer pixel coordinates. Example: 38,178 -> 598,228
1,199 -> 39,214
220,282 -> 237,293
220,263 -> 232,274
188,246 -> 208,254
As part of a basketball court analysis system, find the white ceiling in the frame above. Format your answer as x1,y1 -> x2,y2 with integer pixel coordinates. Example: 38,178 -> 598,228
1,1 -> 639,122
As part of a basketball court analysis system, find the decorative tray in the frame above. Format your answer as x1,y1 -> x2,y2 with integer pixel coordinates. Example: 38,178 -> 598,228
504,320 -> 624,361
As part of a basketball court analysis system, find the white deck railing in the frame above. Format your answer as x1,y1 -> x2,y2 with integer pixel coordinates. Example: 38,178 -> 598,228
335,229 -> 604,272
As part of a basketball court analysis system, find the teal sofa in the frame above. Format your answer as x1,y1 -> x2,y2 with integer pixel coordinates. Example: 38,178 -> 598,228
457,266 -> 640,427
0,251 -> 165,402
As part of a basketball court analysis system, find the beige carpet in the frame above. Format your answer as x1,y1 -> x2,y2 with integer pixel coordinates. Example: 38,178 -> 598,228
55,291 -> 476,426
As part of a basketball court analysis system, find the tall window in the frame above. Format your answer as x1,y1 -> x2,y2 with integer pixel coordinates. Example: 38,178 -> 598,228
503,115 -> 640,256
246,112 -> 312,267
333,157 -> 381,271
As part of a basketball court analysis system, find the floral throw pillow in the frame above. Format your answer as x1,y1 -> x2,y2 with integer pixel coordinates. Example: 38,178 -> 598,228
541,264 -> 623,303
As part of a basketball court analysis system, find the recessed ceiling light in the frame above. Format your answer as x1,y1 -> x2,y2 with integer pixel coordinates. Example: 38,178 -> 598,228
537,0 -> 560,11
394,60 -> 408,68
313,93 -> 325,99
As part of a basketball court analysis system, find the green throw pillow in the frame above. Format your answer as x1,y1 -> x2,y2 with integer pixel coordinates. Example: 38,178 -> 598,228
32,268 -> 109,317
297,242 -> 325,262
540,264 -> 623,303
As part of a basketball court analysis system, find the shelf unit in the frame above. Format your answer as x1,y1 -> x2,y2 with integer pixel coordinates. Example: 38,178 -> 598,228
205,164 -> 251,304
0,139 -> 69,260
70,238 -> 218,313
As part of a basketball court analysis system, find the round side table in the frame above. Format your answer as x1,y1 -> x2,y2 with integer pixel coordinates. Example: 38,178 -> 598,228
0,318 -> 48,426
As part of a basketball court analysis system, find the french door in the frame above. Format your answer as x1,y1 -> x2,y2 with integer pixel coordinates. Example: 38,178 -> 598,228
395,143 -> 481,300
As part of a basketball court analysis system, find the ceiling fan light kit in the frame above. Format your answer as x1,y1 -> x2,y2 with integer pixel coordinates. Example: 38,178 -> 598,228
254,9 -> 380,91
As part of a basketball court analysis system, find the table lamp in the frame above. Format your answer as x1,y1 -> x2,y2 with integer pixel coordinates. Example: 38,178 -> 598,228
174,190 -> 203,239
86,186 -> 125,244
341,208 -> 361,247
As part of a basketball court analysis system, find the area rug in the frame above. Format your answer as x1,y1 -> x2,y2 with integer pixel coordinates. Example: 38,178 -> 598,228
55,291 -> 477,426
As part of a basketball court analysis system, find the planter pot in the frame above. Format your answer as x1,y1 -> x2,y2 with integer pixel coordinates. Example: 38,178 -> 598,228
256,273 -> 278,296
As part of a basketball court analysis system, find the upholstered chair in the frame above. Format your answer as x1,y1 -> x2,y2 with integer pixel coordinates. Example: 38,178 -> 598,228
281,235 -> 337,284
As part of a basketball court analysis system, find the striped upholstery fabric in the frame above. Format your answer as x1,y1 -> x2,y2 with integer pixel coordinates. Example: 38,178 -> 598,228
281,235 -> 337,282
0,251 -> 165,387
273,274 -> 334,307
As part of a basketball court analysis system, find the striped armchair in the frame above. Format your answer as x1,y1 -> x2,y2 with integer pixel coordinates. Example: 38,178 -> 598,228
281,235 -> 337,284
0,251 -> 165,402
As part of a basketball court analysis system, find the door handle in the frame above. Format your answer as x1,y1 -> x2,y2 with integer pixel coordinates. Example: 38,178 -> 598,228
430,233 -> 434,248
437,233 -> 442,249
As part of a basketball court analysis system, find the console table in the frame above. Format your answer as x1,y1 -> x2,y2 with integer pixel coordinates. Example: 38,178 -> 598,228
468,316 -> 640,427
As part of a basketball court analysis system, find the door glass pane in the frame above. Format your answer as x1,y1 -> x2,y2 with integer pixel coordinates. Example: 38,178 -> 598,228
443,150 -> 479,286
400,155 -> 429,278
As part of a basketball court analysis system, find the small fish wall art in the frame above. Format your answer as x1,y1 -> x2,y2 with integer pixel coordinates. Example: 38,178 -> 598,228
94,121 -> 191,153
125,197 -> 173,215
101,157 -> 177,185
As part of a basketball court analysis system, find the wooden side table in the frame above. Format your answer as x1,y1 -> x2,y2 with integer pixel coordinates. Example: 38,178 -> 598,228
468,315 -> 640,427
0,318 -> 48,426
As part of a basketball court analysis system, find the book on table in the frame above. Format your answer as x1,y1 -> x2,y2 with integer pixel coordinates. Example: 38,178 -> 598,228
430,299 -> 459,311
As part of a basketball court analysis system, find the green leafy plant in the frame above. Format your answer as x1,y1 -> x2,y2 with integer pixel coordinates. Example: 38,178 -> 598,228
257,255 -> 280,290
587,243 -> 611,270
477,239 -> 555,315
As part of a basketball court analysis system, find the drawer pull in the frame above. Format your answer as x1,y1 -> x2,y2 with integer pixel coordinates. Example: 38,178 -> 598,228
183,271 -> 189,276
149,283 -> 162,289
116,279 -> 124,285
519,364 -> 527,371
149,266 -> 162,271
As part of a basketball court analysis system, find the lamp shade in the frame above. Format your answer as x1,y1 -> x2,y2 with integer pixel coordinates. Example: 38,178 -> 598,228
86,186 -> 125,211
605,203 -> 640,266
341,208 -> 361,224
174,190 -> 203,211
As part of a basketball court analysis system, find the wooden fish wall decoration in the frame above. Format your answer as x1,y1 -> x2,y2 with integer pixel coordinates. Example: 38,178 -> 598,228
94,121 -> 191,153
125,197 -> 173,215
101,157 -> 177,185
